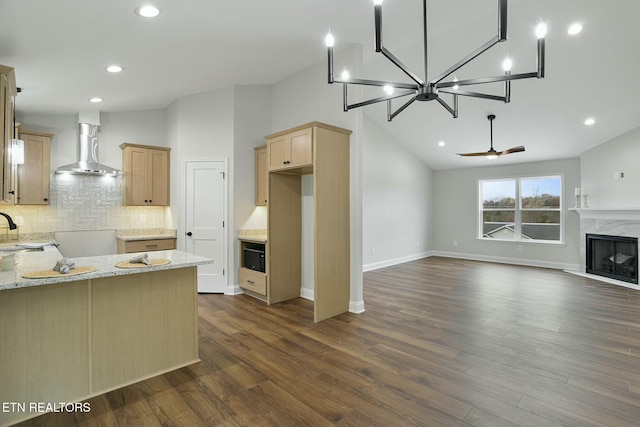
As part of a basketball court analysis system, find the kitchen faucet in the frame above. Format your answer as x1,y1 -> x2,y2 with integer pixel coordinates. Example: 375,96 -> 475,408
0,212 -> 17,230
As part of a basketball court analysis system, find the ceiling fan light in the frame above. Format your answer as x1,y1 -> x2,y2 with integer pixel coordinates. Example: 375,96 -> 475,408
486,154 -> 498,160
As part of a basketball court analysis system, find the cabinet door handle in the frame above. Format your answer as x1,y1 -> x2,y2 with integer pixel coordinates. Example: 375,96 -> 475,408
44,198 -> 48,202
186,232 -> 193,237
247,280 -> 255,284
145,244 -> 158,249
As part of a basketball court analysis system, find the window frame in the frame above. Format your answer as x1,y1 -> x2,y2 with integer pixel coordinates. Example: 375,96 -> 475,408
478,174 -> 564,245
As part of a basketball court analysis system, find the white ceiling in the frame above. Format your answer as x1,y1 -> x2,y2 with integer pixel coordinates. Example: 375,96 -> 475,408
2,0 -> 639,170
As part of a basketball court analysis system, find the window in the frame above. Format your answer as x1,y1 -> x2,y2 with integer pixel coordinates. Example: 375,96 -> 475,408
479,175 -> 562,243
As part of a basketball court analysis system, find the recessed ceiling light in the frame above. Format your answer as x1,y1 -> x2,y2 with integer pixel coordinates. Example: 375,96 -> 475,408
568,23 -> 583,35
135,5 -> 161,18
438,141 -> 446,147
584,118 -> 595,126
106,65 -> 123,73
89,97 -> 103,103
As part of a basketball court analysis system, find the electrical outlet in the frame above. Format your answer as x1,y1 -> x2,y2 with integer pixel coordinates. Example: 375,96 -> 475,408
140,214 -> 146,223
453,240 -> 458,246
371,247 -> 375,255
416,241 -> 420,247
518,245 -> 523,251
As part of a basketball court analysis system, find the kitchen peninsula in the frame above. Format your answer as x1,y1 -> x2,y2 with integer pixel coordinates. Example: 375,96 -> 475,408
0,246 -> 212,427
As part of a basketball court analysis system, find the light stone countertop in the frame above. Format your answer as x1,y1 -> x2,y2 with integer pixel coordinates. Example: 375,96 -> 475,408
0,244 -> 213,291
116,234 -> 178,242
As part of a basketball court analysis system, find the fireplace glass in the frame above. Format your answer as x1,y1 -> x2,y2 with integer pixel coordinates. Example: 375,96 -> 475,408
586,234 -> 638,284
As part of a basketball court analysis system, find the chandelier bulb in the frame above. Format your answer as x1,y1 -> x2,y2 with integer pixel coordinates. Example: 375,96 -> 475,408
452,76 -> 459,91
536,21 -> 547,39
383,84 -> 394,95
502,57 -> 513,72
341,69 -> 350,80
325,31 -> 335,47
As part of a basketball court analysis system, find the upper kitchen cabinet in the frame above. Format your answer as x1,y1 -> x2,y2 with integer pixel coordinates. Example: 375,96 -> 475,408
16,129 -> 53,205
120,143 -> 170,206
0,65 -> 18,204
255,145 -> 268,206
267,127 -> 313,172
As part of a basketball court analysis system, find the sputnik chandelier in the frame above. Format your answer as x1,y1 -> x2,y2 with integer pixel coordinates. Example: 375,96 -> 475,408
325,0 -> 547,121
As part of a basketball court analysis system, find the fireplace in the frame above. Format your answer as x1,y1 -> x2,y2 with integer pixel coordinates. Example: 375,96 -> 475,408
586,234 -> 638,284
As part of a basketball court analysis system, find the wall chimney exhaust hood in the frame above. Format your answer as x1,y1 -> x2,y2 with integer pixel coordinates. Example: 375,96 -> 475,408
56,114 -> 121,177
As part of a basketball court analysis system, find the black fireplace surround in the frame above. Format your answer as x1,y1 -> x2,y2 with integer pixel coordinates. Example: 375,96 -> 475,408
586,234 -> 638,284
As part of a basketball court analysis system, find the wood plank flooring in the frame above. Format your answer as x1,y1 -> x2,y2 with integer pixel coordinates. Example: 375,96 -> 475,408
15,257 -> 640,426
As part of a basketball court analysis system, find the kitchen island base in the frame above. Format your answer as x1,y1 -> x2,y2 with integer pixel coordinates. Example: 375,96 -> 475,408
0,266 -> 199,427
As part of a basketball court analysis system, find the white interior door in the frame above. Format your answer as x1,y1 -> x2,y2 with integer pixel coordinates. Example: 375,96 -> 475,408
185,160 -> 227,293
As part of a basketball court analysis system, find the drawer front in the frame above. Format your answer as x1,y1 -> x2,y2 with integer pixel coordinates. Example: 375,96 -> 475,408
238,267 -> 267,295
124,238 -> 176,253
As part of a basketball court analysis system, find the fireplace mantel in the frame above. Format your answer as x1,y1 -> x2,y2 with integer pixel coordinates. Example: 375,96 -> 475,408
569,208 -> 640,220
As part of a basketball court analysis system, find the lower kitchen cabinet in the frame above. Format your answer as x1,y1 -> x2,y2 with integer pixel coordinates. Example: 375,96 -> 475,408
117,237 -> 177,254
238,239 -> 267,300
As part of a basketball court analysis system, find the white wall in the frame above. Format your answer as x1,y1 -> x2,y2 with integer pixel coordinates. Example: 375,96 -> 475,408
580,125 -> 640,208
270,44 -> 365,312
362,116 -> 433,271
433,158 -> 582,270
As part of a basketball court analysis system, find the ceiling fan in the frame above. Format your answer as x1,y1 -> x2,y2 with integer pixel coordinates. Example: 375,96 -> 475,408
457,114 -> 525,160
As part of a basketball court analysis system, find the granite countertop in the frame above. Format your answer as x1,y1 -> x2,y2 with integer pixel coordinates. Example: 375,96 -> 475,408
0,244 -> 213,291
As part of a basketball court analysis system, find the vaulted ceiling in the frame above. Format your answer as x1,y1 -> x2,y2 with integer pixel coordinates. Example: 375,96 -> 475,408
2,0 -> 639,170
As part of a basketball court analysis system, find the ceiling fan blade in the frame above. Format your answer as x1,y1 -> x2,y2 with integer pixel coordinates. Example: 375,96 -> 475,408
498,145 -> 525,155
456,151 -> 494,157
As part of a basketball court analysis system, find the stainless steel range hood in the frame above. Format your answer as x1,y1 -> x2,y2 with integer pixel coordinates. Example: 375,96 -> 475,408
56,122 -> 122,177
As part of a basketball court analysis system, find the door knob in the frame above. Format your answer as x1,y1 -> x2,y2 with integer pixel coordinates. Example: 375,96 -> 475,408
186,232 -> 193,236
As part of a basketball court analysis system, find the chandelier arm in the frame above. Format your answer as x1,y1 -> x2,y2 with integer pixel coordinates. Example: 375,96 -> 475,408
438,71 -> 538,88
435,97 -> 457,118
430,35 -> 501,85
333,77 -> 418,91
380,47 -> 425,86
440,89 -> 506,102
388,96 -> 417,122
345,89 -> 415,111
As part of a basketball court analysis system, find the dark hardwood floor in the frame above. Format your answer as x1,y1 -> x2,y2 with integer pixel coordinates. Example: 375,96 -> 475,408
17,257 -> 640,426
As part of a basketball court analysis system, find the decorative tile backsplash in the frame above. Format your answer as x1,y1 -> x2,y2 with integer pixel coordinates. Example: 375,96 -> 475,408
0,174 -> 169,235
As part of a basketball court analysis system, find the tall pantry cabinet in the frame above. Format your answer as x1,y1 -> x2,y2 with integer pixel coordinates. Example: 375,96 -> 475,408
265,122 -> 351,322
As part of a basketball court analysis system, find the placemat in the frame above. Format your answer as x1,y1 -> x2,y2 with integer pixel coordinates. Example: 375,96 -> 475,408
115,258 -> 171,268
22,266 -> 98,279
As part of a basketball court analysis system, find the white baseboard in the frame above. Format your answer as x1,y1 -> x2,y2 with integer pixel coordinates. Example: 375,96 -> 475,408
349,300 -> 365,314
432,250 -> 581,271
300,287 -> 314,301
363,251 -> 433,272
226,284 -> 244,296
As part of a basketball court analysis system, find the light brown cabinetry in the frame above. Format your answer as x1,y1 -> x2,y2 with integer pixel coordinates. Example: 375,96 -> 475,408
238,240 -> 267,298
0,65 -> 18,203
267,127 -> 313,172
255,145 -> 268,206
262,122 -> 351,322
120,143 -> 170,206
16,129 -> 52,205
117,237 -> 177,254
